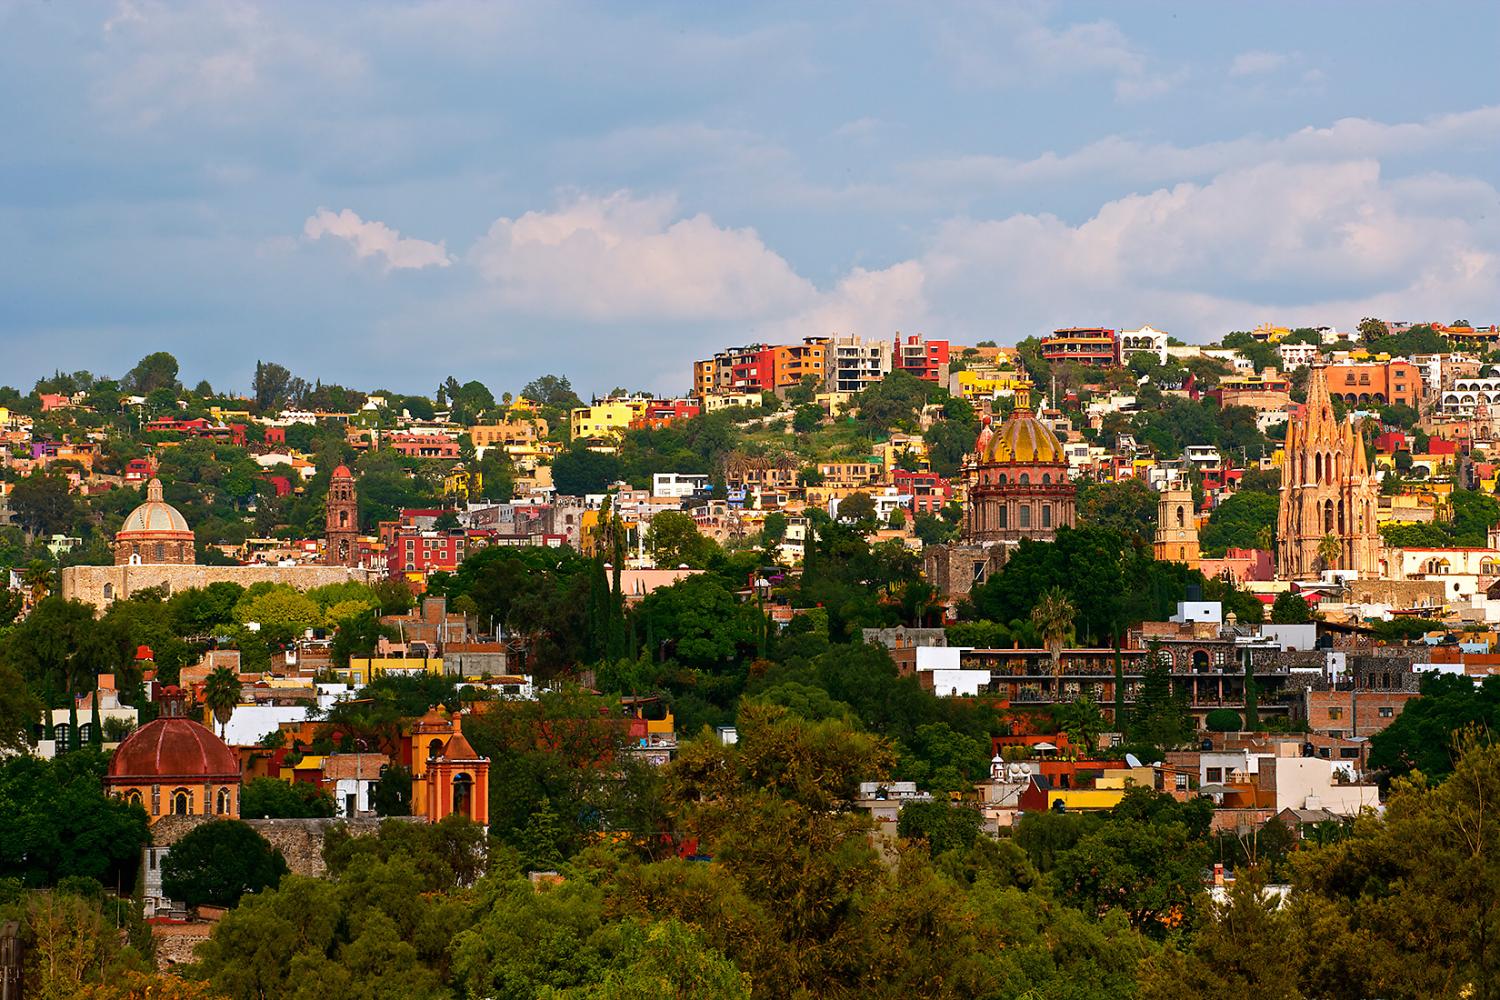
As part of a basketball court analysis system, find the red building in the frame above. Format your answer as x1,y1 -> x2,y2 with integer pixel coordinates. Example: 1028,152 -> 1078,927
385,433 -> 462,459
893,334 -> 950,383
893,469 -> 953,514
630,399 -> 701,430
264,426 -> 287,445
388,529 -> 493,576
123,458 -> 155,484
1039,328 -> 1119,367
144,417 -> 247,446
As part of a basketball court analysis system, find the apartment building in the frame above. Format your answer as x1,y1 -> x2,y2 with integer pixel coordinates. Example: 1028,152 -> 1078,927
1119,326 -> 1170,365
827,335 -> 893,392
1040,328 -> 1118,367
893,334 -> 950,383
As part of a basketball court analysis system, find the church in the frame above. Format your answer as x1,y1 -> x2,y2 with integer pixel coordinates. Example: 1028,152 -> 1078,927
62,474 -> 381,608
924,398 -> 1077,596
1276,365 -> 1381,579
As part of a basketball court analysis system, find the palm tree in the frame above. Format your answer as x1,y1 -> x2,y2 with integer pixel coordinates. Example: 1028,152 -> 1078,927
1030,587 -> 1077,697
1317,533 -> 1341,572
202,666 -> 240,740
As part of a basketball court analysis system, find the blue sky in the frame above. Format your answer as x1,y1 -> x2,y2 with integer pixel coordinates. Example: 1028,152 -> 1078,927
2,1 -> 1498,398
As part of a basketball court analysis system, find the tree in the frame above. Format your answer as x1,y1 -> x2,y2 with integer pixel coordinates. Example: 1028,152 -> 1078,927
1030,586 -> 1076,695
124,351 -> 180,394
1316,533 -> 1341,571
202,665 -> 240,740
161,819 -> 288,908
1129,654 -> 1192,753
372,763 -> 413,817
521,374 -> 583,411
10,469 -> 78,537
1270,591 -> 1312,624
1076,478 -> 1159,545
637,574 -> 756,669
252,361 -> 295,410
838,491 -> 877,526
1199,490 -> 1278,556
898,800 -> 982,856
645,511 -> 718,568
1368,673 -> 1500,781
552,444 -> 623,496
1055,696 -> 1107,753
239,776 -> 336,819
1357,317 -> 1387,343
1204,709 -> 1242,733
0,751 -> 149,889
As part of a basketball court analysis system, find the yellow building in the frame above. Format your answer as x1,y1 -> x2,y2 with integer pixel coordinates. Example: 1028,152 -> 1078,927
952,369 -> 1033,402
881,434 -> 929,473
342,657 -> 445,687
1250,323 -> 1290,343
570,399 -> 647,440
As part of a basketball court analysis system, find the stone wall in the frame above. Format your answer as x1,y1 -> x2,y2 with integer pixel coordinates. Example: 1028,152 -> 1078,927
62,563 -> 383,612
149,815 -> 417,876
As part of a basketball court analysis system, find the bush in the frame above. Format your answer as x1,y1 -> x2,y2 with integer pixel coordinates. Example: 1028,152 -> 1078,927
1204,709 -> 1242,733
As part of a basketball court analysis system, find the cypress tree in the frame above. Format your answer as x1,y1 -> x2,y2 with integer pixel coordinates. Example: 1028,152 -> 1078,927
90,689 -> 103,748
1243,648 -> 1260,731
1113,632 -> 1127,731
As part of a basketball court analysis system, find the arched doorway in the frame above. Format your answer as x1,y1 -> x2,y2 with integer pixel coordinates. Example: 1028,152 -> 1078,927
452,773 -> 473,819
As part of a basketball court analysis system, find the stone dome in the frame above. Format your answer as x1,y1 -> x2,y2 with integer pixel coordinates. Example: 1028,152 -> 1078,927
981,407 -> 1065,465
119,479 -> 191,535
106,716 -> 240,784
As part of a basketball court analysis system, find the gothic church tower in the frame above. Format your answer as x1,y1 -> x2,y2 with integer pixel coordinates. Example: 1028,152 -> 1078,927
1276,365 -> 1380,579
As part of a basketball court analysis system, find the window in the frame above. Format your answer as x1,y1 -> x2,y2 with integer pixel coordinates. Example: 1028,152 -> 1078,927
1378,706 -> 1394,718
171,790 -> 191,815
1018,505 -> 1031,529
216,787 -> 233,815
1206,767 -> 1223,783
1041,505 -> 1052,528
997,506 -> 1007,529
1327,706 -> 1344,719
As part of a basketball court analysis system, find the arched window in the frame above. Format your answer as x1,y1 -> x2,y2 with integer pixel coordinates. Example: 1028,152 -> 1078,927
1315,453 -> 1323,482
339,510 -> 349,528
125,790 -> 143,809
1019,473 -> 1030,485
1324,500 -> 1334,533
428,738 -> 444,760
172,789 -> 192,815
216,787 -> 233,815
1042,473 -> 1051,484
52,723 -> 69,745
997,473 -> 1007,484
452,773 -> 474,819
102,583 -> 114,601
78,723 -> 92,744
1176,505 -> 1185,528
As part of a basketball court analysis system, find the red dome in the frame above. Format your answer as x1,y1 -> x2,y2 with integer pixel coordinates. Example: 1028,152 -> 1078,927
135,645 -> 155,661
106,717 -> 240,784
332,464 -> 353,479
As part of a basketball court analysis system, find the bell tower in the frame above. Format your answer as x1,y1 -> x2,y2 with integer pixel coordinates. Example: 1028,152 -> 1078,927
1154,484 -> 1200,568
324,464 -> 359,567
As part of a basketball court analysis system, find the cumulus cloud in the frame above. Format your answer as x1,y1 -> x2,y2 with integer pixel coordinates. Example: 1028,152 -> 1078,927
468,192 -> 816,321
914,160 -> 1500,340
303,208 -> 451,271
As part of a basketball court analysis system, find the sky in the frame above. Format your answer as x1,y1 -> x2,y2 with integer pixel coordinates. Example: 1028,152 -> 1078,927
2,1 -> 1498,399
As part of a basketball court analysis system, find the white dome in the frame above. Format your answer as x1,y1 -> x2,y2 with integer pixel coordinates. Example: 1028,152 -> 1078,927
119,479 -> 191,535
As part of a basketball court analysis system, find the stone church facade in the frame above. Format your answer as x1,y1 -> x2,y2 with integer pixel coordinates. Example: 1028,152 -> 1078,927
1276,365 -> 1381,579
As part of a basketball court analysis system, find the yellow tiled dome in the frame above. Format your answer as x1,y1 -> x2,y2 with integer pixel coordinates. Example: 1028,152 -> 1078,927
982,408 -> 1065,465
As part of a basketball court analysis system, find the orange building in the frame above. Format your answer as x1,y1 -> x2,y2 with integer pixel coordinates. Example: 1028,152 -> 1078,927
105,687 -> 241,825
410,708 -> 490,826
1323,361 -> 1422,408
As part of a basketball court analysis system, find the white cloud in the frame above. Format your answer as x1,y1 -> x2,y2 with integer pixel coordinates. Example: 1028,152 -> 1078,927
1230,50 -> 1289,77
303,208 -> 451,271
93,1 -> 367,126
933,4 -> 1183,102
913,160 -> 1500,341
468,192 -> 816,321
903,105 -> 1500,196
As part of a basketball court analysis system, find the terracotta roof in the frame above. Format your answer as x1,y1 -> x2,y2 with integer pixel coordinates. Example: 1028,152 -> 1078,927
332,464 -> 353,479
443,730 -> 480,761
106,717 -> 240,783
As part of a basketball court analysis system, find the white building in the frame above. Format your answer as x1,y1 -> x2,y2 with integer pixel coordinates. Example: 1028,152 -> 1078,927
827,335 -> 893,393
1441,377 -> 1500,415
1278,342 -> 1321,370
1119,326 -> 1170,365
324,753 -> 387,818
652,472 -> 710,498
912,646 -> 991,698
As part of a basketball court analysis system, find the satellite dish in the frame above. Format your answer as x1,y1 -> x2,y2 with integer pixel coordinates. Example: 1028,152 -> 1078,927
1125,753 -> 1144,768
